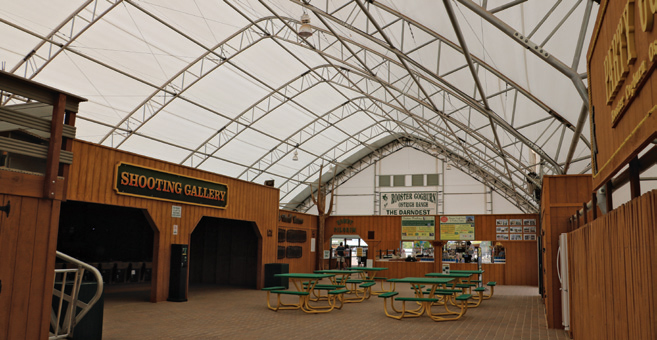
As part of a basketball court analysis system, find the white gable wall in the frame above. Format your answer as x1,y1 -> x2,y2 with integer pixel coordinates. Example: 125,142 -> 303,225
323,147 -> 527,215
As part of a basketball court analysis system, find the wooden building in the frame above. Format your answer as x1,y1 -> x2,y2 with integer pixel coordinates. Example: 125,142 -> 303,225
323,214 -> 539,285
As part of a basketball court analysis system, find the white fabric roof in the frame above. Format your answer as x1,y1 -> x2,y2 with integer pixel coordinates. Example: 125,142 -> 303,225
0,0 -> 599,213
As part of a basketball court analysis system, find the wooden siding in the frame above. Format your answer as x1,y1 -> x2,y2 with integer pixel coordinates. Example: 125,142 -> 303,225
540,175 -> 593,329
0,193 -> 60,340
568,189 -> 656,340
66,140 -> 283,301
275,211 -> 317,274
325,214 -> 538,284
587,0 -> 657,190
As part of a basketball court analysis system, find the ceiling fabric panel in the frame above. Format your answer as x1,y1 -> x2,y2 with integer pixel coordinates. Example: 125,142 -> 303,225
0,0 -> 600,213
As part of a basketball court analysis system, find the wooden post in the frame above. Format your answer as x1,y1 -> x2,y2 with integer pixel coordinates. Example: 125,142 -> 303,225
605,181 -> 613,213
629,156 -> 641,199
582,202 -> 588,224
44,93 -> 66,199
310,164 -> 336,270
591,192 -> 598,220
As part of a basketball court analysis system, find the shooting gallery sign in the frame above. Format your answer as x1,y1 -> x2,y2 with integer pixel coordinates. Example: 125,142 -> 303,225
114,162 -> 228,208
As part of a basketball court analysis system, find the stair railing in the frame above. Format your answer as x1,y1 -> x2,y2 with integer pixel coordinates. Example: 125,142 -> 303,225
49,251 -> 103,340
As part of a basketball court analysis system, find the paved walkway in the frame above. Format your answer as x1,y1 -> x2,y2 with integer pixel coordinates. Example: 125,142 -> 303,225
102,283 -> 569,340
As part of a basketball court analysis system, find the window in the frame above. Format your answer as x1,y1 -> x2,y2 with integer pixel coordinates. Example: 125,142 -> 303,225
412,174 -> 424,186
427,174 -> 439,186
401,241 -> 434,259
379,175 -> 391,187
393,175 -> 405,187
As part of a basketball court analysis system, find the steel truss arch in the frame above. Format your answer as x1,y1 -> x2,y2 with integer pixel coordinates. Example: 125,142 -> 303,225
289,138 -> 538,213
12,8 -> 580,183
290,0 -> 591,166
220,67 -> 544,204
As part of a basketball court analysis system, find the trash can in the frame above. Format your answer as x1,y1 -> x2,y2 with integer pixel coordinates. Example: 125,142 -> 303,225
264,263 -> 289,288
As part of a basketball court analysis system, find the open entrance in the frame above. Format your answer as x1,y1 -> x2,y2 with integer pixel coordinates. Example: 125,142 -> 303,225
330,235 -> 369,269
189,217 -> 259,290
57,201 -> 155,300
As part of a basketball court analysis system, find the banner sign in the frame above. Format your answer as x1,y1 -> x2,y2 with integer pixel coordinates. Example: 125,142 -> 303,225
439,215 -> 474,240
114,162 -> 228,208
401,216 -> 435,240
381,191 -> 438,215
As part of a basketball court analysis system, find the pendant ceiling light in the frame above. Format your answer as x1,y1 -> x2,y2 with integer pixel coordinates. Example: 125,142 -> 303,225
298,13 -> 312,38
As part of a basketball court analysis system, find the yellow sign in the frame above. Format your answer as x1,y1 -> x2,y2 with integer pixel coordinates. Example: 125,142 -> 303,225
401,216 -> 435,240
439,215 -> 475,240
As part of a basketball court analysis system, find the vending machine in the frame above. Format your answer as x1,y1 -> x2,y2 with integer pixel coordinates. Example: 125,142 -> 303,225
168,244 -> 188,302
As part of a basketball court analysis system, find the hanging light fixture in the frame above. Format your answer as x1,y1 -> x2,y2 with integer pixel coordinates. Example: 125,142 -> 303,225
298,12 -> 313,38
292,143 -> 299,161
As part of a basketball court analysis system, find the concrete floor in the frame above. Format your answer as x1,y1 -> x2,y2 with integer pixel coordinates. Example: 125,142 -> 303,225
100,282 -> 569,340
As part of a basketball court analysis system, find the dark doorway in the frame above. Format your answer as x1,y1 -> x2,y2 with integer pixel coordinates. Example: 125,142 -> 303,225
190,217 -> 259,289
57,201 -> 154,296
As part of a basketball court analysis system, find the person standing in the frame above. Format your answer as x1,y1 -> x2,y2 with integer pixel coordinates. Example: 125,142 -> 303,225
336,242 -> 345,269
344,245 -> 351,268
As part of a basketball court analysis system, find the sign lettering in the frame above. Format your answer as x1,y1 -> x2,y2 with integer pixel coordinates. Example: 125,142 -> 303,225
381,191 -> 438,216
114,162 -> 228,208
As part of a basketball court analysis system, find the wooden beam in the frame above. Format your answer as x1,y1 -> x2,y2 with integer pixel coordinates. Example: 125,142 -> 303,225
0,70 -> 86,112
43,94 -> 65,199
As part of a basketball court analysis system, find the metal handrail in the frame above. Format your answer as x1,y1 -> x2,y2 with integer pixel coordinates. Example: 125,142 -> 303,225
49,251 -> 104,340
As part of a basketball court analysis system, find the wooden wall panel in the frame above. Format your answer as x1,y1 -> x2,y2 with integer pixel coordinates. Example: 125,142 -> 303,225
505,241 -> 538,286
67,141 -> 282,301
0,194 -> 59,340
276,211 -> 317,274
540,175 -> 593,328
568,190 -> 656,340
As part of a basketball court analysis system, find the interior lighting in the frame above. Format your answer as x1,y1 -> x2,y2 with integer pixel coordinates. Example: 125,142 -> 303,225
292,143 -> 299,161
299,13 -> 313,38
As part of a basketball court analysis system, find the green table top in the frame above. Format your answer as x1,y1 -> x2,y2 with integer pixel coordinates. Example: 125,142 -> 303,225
274,273 -> 334,279
358,267 -> 388,271
448,270 -> 484,274
314,270 -> 362,274
425,272 -> 472,278
387,277 -> 453,284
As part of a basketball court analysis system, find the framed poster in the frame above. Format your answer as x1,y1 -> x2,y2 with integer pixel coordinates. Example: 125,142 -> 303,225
510,226 -> 522,233
496,226 -> 508,233
523,226 -> 536,233
509,219 -> 522,225
496,219 -> 508,225
523,219 -> 536,225
524,234 -> 537,241
401,216 -> 435,240
496,234 -> 509,240
510,234 -> 523,241
439,215 -> 474,240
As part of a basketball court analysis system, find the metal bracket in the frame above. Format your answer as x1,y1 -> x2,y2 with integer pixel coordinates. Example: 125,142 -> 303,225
0,201 -> 10,217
